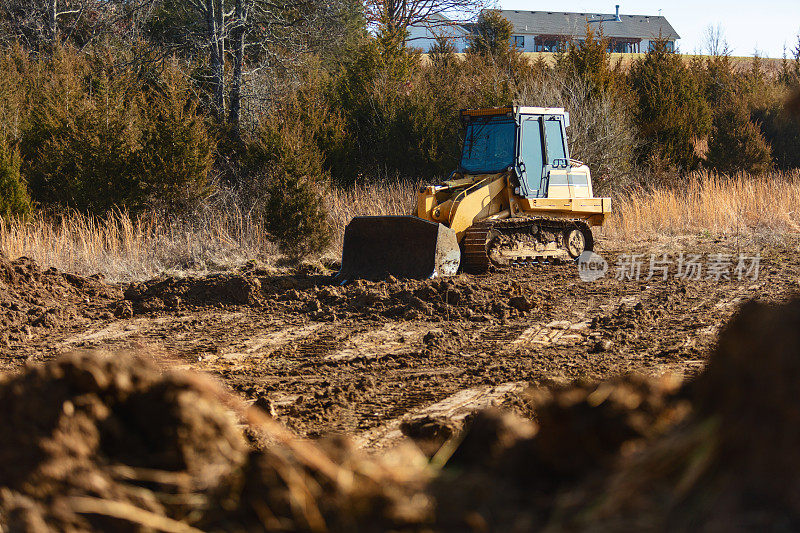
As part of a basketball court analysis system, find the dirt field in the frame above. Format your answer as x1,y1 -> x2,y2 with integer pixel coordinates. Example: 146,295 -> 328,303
4,233 -> 798,451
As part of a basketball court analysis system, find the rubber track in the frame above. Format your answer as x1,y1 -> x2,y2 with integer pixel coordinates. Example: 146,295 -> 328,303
461,218 -> 594,273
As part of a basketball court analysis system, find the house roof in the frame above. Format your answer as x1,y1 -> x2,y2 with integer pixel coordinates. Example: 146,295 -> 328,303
499,10 -> 680,41
421,12 -> 471,35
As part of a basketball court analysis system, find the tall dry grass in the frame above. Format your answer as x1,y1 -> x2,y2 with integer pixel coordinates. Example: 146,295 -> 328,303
2,174 -> 798,281
0,180 -> 420,282
608,172 -> 800,239
326,179 -> 420,251
0,207 -> 276,282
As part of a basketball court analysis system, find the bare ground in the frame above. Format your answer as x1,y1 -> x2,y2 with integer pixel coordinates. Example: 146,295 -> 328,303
4,233 -> 798,450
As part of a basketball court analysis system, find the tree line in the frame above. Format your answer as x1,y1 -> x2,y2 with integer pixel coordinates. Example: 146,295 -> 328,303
0,4 -> 799,256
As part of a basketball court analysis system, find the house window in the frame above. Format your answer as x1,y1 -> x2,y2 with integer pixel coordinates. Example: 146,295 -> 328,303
609,40 -> 640,53
513,35 -> 525,48
534,37 -> 565,52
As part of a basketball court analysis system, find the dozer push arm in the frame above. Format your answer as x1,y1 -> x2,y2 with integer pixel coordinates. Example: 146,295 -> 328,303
417,173 -> 510,241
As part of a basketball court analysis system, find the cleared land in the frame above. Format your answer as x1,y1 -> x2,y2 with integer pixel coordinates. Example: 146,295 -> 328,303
2,229 -> 797,445
2,181 -> 800,529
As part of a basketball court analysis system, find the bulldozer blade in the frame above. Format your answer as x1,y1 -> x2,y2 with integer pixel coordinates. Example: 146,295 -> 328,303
336,216 -> 461,282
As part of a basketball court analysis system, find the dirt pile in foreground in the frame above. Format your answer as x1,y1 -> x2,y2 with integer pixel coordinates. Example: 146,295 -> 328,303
428,374 -> 691,530
0,254 -> 119,346
0,351 -> 429,532
431,300 -> 800,531
556,299 -> 800,531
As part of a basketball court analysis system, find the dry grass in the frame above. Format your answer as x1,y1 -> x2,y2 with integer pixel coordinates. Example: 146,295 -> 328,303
326,179 -> 421,252
607,172 -> 800,239
1,174 -> 798,281
0,207 -> 276,282
422,52 -> 785,72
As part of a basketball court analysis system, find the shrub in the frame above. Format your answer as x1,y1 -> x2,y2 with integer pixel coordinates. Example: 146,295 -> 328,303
628,40 -> 711,171
136,65 -> 214,212
322,34 -> 531,184
751,96 -> 800,171
262,169 -> 331,259
428,35 -> 457,68
241,117 -> 332,258
19,50 -> 213,214
324,38 -> 418,183
0,135 -> 31,218
706,100 -> 772,175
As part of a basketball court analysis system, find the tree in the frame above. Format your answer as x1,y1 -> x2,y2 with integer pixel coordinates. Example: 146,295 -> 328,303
0,0 -> 155,51
702,23 -> 729,57
706,100 -> 772,175
147,0 -> 355,129
556,24 -> 617,97
699,26 -> 736,109
778,35 -> 800,86
365,0 -> 484,45
466,9 -> 512,59
629,39 -> 711,170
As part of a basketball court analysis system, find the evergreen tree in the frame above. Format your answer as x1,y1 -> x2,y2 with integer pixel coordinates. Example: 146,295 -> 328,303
556,25 -> 617,96
0,135 -> 31,219
467,10 -> 514,60
628,40 -> 711,170
706,100 -> 772,175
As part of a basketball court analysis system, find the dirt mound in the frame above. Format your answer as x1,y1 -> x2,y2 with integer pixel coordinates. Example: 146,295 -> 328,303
0,254 -> 119,346
279,273 -> 555,322
525,374 -> 690,476
124,273 -> 265,312
559,299 -> 800,531
121,265 -> 338,315
429,374 -> 690,531
430,299 -> 800,531
123,267 -> 557,322
0,351 -> 430,532
0,351 -> 248,530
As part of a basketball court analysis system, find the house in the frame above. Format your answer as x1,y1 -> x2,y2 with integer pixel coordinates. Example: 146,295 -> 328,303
407,6 -> 679,54
501,6 -> 680,53
406,12 -> 471,53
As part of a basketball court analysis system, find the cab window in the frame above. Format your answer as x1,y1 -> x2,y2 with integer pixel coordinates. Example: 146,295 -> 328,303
543,117 -> 567,165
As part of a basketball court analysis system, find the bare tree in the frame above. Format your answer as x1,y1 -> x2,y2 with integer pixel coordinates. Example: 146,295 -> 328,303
517,69 -> 638,192
364,0 -> 486,41
703,23 -> 730,57
149,0 -> 352,129
0,0 -> 156,50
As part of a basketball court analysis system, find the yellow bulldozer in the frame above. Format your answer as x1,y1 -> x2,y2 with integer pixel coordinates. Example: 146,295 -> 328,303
337,106 -> 612,281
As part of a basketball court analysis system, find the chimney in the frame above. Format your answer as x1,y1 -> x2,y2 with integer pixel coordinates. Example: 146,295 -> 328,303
615,5 -> 621,21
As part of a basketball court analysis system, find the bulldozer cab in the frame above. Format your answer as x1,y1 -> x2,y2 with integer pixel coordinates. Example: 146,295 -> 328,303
461,107 -> 579,199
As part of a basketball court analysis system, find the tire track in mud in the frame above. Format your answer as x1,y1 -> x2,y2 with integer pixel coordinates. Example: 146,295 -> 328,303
355,381 -> 528,450
234,319 -> 543,437
7,238 -> 800,446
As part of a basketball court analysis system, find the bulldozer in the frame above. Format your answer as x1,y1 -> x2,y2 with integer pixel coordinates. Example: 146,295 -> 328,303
337,106 -> 612,281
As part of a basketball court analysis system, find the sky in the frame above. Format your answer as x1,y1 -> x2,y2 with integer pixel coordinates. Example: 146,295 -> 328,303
498,0 -> 800,58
